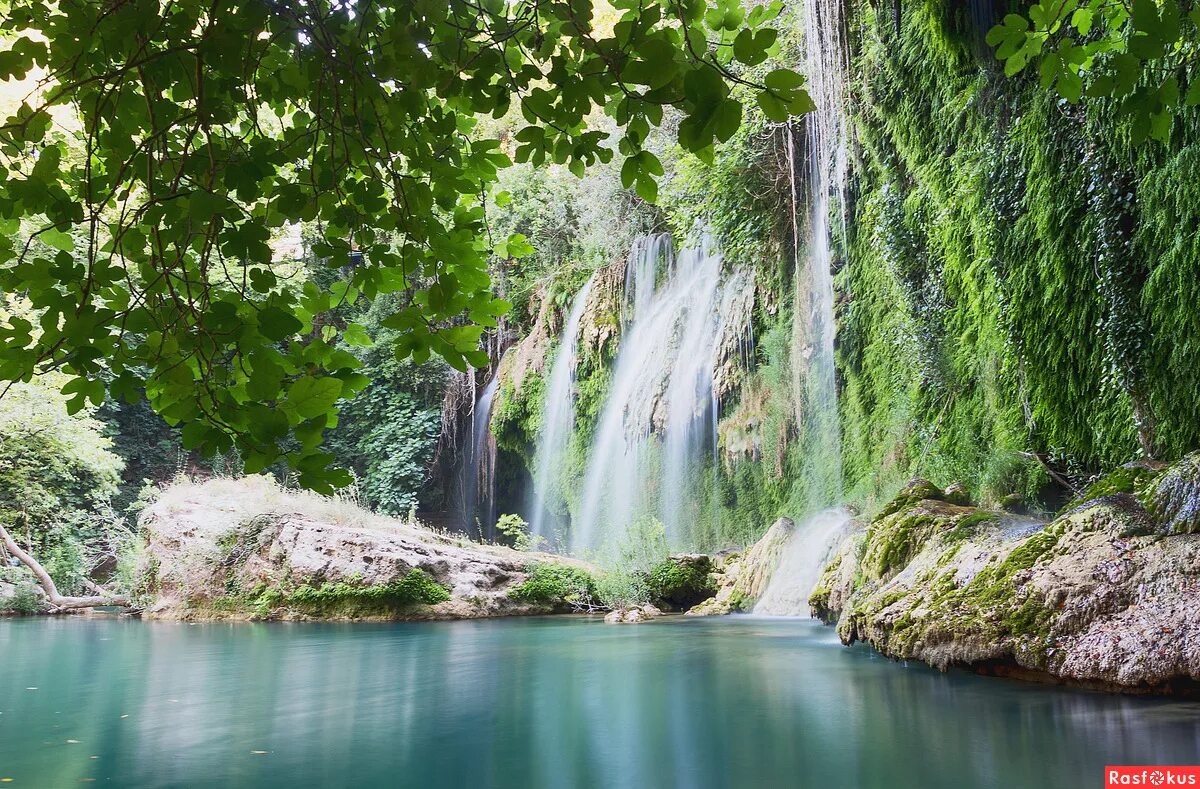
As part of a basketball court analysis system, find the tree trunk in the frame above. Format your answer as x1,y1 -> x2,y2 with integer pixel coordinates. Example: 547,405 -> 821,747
0,523 -> 130,610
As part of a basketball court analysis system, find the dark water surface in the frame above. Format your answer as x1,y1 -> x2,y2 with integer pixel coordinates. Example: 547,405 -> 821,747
1,615 -> 1196,788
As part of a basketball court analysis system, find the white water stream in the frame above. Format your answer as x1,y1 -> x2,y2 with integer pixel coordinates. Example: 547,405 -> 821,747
527,275 -> 596,546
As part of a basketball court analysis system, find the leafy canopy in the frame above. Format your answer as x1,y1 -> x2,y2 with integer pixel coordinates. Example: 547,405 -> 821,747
988,0 -> 1200,143
0,0 -> 810,490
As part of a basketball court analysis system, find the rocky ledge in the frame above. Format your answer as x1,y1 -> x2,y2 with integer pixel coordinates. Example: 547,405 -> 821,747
135,476 -> 594,621
809,458 -> 1200,696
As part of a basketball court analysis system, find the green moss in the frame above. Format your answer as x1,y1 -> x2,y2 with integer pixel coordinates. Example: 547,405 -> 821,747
877,480 -> 944,519
727,589 -> 751,612
1003,594 -> 1055,642
246,569 -> 451,618
944,510 -> 998,543
862,511 -> 943,578
645,556 -> 716,608
1061,463 -> 1163,515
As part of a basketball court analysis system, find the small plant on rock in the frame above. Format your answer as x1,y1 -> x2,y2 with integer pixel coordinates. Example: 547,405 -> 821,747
496,513 -> 545,552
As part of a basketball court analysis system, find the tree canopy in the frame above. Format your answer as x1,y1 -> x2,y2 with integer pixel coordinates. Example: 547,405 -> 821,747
0,0 -> 809,490
988,0 -> 1200,143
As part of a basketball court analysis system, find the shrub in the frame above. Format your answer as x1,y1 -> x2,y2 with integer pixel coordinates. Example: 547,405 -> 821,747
511,563 -> 596,607
5,583 -> 42,615
645,556 -> 715,609
594,570 -> 651,610
496,513 -> 545,552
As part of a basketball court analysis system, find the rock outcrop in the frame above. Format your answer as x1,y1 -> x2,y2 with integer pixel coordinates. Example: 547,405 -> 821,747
135,476 -> 594,621
810,464 -> 1200,696
604,603 -> 663,624
686,517 -> 796,615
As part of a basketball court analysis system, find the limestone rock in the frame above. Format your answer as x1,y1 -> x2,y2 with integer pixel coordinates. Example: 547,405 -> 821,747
604,603 -> 663,624
686,518 -> 795,615
136,476 -> 593,622
811,459 -> 1200,695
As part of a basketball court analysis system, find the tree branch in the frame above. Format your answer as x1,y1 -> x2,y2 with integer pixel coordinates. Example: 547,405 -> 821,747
0,523 -> 130,611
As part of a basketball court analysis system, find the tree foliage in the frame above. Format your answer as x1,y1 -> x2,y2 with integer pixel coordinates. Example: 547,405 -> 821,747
0,0 -> 809,491
988,0 -> 1200,142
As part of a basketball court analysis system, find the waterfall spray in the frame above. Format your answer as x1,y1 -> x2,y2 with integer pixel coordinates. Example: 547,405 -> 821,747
570,234 -> 748,556
754,508 -> 851,616
753,0 -> 851,614
463,376 -> 499,539
791,0 -> 847,505
527,275 -> 597,547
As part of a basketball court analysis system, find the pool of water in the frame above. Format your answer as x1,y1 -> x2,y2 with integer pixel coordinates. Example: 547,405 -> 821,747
1,615 -> 1196,787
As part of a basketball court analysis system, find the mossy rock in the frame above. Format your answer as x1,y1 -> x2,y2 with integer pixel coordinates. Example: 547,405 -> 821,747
645,555 -> 716,610
1060,460 -> 1166,517
250,568 -> 451,618
1142,453 -> 1200,535
862,499 -> 969,579
877,479 -> 944,518
941,482 -> 971,506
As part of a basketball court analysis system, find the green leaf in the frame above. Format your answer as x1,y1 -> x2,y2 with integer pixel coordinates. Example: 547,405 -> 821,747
764,69 -> 804,92
257,306 -> 303,341
286,376 -> 343,420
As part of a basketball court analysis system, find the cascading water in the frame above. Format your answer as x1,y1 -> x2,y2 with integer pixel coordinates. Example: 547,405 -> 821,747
753,508 -> 851,616
463,375 -> 499,538
527,275 -> 596,547
755,0 -> 850,613
570,234 -> 748,556
790,0 -> 847,506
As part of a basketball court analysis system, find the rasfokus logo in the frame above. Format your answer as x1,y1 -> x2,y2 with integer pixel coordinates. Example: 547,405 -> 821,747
1106,766 -> 1200,786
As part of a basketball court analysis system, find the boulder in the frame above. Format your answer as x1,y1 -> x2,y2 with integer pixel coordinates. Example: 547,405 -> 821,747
0,566 -> 48,614
135,476 -> 594,621
604,603 -> 663,624
810,459 -> 1200,696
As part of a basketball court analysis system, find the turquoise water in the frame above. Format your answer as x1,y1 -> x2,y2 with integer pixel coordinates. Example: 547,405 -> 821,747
1,615 -> 1196,787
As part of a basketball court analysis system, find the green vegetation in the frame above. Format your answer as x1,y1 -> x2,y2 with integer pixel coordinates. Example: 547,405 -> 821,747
988,0 -> 1200,143
250,569 -> 451,618
646,556 -> 716,608
511,564 -> 598,607
0,0 -> 809,491
496,513 -> 546,552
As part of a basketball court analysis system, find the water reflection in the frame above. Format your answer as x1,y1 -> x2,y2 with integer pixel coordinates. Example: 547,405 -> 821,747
0,617 -> 1196,788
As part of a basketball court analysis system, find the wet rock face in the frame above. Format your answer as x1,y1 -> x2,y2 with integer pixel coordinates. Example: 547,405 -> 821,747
686,517 -> 796,616
136,477 -> 592,622
810,463 -> 1200,696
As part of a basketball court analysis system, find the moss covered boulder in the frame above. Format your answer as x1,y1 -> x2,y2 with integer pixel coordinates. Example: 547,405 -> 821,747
645,555 -> 716,610
812,469 -> 1200,696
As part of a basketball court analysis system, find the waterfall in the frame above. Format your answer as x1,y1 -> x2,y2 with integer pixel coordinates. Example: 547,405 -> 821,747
570,234 -> 746,556
527,275 -> 596,547
754,508 -> 851,616
463,375 -> 499,539
790,0 -> 847,505
751,0 -> 851,613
